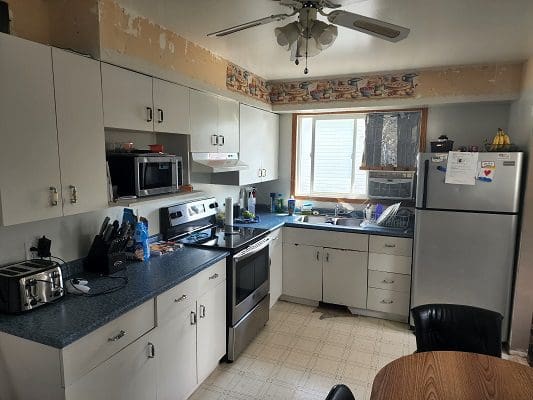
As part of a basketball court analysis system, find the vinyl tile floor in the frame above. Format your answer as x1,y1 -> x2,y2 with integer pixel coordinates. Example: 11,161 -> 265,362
189,301 -> 417,400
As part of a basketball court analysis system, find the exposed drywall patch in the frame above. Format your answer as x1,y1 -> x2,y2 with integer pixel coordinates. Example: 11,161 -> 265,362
99,0 -> 228,90
8,0 -> 51,44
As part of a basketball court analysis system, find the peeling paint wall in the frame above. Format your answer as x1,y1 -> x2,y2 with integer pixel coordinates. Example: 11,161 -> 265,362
98,0 -> 228,90
6,0 -> 100,57
8,0 -> 51,45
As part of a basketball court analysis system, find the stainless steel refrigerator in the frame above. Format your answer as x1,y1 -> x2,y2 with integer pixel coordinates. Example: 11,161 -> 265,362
412,152 -> 524,340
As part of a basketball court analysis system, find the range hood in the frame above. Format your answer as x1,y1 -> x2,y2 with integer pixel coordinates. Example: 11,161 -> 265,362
191,153 -> 248,173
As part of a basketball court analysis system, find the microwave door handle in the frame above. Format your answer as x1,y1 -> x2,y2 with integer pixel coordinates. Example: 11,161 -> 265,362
233,237 -> 272,263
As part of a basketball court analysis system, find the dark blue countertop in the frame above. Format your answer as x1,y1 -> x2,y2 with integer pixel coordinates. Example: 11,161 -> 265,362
234,212 -> 414,238
0,247 -> 229,349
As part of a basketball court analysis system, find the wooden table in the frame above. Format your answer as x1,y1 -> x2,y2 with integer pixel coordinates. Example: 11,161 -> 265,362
370,351 -> 533,400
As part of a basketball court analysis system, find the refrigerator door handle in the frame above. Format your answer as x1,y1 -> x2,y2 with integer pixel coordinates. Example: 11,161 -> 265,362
422,159 -> 429,209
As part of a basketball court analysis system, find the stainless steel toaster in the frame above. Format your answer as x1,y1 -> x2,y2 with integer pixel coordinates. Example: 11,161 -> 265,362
0,259 -> 64,313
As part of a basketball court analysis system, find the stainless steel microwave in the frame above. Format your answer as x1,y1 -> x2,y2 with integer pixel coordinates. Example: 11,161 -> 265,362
107,153 -> 183,198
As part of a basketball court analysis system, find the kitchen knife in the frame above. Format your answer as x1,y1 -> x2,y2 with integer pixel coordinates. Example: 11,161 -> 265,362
99,216 -> 110,236
109,220 -> 120,242
102,224 -> 114,243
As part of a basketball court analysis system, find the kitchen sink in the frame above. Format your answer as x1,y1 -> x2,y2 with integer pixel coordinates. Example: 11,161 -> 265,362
297,215 -> 364,227
297,215 -> 335,224
334,218 -> 363,227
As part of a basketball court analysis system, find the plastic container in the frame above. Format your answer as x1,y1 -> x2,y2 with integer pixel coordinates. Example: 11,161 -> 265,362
270,193 -> 276,213
276,194 -> 284,213
287,197 -> 296,216
134,221 -> 150,261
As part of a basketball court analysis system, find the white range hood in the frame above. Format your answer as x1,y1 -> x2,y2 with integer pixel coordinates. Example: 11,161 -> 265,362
191,153 -> 248,173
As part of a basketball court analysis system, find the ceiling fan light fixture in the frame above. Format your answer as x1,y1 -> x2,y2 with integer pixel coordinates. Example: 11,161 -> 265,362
274,22 -> 300,49
312,23 -> 338,49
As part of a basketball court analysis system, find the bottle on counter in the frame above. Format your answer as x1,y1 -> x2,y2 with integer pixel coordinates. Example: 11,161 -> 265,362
287,196 -> 296,216
276,193 -> 284,213
270,192 -> 276,213
248,189 -> 256,215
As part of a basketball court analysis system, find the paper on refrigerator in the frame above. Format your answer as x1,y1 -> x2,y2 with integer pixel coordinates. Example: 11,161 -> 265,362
444,151 -> 479,185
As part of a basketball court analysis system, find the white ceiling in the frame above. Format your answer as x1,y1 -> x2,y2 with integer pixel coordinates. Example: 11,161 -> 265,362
115,0 -> 533,80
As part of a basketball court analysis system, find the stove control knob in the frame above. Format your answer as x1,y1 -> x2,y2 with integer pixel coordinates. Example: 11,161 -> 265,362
209,202 -> 218,209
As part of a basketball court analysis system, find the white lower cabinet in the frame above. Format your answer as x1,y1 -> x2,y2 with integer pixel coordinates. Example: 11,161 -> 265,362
155,307 -> 197,400
282,243 -> 323,301
0,262 -> 227,400
65,332 -> 157,400
197,280 -> 227,383
282,228 -> 413,321
156,259 -> 227,400
323,248 -> 368,309
269,228 -> 283,307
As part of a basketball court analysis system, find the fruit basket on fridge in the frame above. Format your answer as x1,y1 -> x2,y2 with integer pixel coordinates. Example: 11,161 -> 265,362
484,128 -> 518,152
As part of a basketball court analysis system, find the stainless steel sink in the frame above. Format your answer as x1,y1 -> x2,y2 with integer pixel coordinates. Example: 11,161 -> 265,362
297,215 -> 363,227
298,215 -> 335,224
334,218 -> 363,227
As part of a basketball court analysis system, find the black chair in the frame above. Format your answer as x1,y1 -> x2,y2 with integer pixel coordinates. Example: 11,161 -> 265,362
325,384 -> 355,400
411,303 -> 503,357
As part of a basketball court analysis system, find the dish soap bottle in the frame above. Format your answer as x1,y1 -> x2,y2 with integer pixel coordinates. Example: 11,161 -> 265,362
276,194 -> 284,213
287,196 -> 296,216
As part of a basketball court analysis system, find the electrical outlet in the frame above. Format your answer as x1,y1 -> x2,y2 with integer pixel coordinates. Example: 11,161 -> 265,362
24,237 -> 39,260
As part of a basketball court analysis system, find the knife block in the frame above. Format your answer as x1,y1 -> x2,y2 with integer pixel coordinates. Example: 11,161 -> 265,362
85,235 -> 128,275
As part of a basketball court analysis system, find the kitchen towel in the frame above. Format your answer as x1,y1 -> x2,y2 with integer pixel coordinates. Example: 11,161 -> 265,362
225,197 -> 233,226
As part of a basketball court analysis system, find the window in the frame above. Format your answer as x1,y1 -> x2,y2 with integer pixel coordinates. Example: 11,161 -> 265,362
292,109 -> 425,201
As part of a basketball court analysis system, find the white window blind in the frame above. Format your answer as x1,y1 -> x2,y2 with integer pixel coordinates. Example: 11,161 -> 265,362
296,115 -> 367,198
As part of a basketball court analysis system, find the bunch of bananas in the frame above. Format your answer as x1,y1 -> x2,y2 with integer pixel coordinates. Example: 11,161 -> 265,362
489,128 -> 511,150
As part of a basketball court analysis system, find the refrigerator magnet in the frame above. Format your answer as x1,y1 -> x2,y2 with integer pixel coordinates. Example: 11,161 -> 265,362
477,163 -> 495,182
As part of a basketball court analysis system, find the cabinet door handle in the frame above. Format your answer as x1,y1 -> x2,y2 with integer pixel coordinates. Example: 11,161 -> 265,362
316,251 -> 320,261
211,134 -> 219,145
199,304 -> 206,318
382,279 -> 395,284
157,108 -> 164,123
49,187 -> 59,206
380,299 -> 394,304
108,329 -> 126,342
146,107 -> 153,122
190,311 -> 197,325
325,252 -> 329,262
148,342 -> 155,358
218,135 -> 225,146
174,294 -> 187,302
258,169 -> 262,178
384,244 -> 396,248
69,185 -> 77,204
209,273 -> 219,280
262,169 -> 267,177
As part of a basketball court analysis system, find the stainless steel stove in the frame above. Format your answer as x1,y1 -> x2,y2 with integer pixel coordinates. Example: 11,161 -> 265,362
160,197 -> 271,361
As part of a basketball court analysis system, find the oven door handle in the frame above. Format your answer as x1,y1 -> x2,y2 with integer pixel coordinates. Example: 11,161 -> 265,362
233,237 -> 272,263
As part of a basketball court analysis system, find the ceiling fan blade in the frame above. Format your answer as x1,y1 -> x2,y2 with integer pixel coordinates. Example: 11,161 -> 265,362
327,10 -> 410,42
207,13 -> 294,37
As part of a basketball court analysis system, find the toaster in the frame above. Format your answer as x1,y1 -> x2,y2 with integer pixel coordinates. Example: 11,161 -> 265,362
0,259 -> 64,313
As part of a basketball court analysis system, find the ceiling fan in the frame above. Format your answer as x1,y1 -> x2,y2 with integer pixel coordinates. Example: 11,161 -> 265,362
207,0 -> 410,74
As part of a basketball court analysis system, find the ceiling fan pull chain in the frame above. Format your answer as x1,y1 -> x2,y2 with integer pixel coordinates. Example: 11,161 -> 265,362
304,8 -> 310,74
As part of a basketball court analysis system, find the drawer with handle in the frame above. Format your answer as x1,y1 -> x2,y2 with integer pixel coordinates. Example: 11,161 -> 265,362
367,288 -> 410,317
62,299 -> 155,386
369,235 -> 412,256
368,253 -> 412,275
197,259 -> 226,296
157,275 -> 198,326
368,270 -> 411,293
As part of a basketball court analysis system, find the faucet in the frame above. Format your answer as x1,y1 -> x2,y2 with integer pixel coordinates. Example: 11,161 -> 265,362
334,203 -> 342,217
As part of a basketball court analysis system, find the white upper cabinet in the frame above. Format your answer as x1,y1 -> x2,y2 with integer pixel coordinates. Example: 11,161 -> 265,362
239,104 -> 279,185
152,78 -> 190,134
52,48 -> 108,216
0,33 -> 63,225
189,89 -> 239,153
101,63 -> 154,131
217,96 -> 239,152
